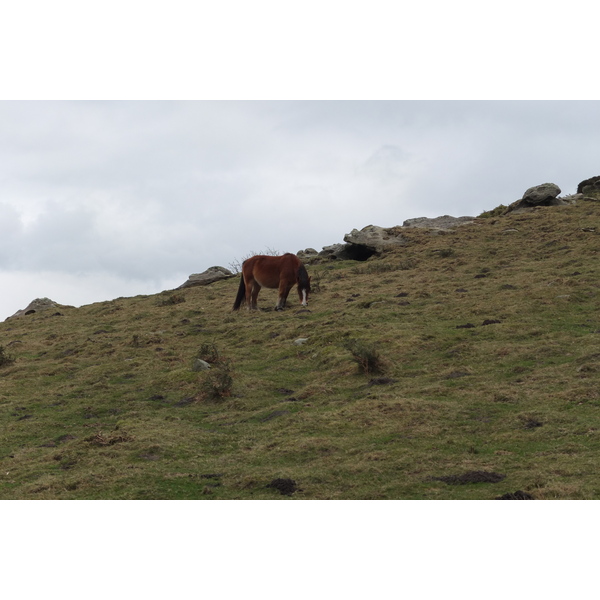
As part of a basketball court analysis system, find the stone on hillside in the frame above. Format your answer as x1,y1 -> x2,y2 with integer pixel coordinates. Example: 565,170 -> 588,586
522,183 -> 562,205
178,266 -> 235,289
343,225 -> 407,256
402,215 -> 475,230
192,359 -> 211,371
6,298 -> 61,321
318,243 -> 355,260
577,175 -> 600,199
508,182 -> 567,213
296,248 -> 319,260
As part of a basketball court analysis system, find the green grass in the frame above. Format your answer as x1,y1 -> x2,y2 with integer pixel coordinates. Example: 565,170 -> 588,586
1,201 -> 600,499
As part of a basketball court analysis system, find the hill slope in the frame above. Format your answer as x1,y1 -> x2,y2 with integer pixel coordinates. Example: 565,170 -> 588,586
1,200 -> 600,499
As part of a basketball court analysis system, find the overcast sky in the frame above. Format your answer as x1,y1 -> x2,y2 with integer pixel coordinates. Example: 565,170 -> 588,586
1,100 -> 599,319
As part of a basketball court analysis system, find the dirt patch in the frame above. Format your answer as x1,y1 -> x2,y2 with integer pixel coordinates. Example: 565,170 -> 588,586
259,410 -> 290,422
522,417 -> 543,429
267,478 -> 298,496
368,377 -> 398,386
85,432 -> 134,447
495,490 -> 534,500
140,453 -> 161,461
174,396 -> 196,407
432,471 -> 506,485
276,388 -> 295,396
148,394 -> 167,402
200,473 -> 223,480
445,371 -> 471,379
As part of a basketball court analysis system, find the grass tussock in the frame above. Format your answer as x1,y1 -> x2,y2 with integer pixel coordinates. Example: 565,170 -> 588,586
343,339 -> 386,375
0,345 -> 15,367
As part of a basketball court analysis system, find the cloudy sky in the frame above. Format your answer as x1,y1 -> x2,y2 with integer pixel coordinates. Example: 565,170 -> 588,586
1,100 -> 599,319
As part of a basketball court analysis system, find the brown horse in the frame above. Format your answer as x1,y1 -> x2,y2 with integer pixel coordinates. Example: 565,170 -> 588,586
232,253 -> 311,311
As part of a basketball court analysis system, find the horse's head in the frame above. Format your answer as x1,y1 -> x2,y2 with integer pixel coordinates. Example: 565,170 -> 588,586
298,276 -> 311,306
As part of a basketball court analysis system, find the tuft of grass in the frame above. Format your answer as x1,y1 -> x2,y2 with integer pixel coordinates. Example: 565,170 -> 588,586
196,342 -> 221,364
343,339 -> 385,375
229,247 -> 281,274
0,345 -> 15,367
157,293 -> 186,306
201,360 -> 234,402
479,204 -> 509,218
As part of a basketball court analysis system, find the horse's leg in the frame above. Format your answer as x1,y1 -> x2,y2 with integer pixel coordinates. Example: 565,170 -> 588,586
276,281 -> 294,310
250,282 -> 261,310
244,275 -> 256,310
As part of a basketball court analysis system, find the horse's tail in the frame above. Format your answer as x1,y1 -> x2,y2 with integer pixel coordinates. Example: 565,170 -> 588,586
232,274 -> 246,310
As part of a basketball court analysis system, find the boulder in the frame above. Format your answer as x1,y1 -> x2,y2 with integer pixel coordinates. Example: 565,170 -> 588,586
343,225 -> 407,255
319,218 -> 473,261
318,243 -> 355,260
6,298 -> 61,321
577,176 -> 600,199
191,359 -> 211,371
296,248 -> 319,261
177,266 -> 235,289
522,183 -> 562,205
508,182 -> 567,213
402,215 -> 475,230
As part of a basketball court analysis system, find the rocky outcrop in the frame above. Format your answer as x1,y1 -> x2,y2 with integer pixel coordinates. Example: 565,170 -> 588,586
523,183 -> 562,205
302,227 -> 407,262
577,176 -> 600,199
507,182 -> 572,213
6,298 -> 62,321
305,216 -> 476,262
402,215 -> 475,230
296,248 -> 319,261
317,244 -> 355,260
177,266 -> 235,289
343,225 -> 408,254
298,177 -> 597,265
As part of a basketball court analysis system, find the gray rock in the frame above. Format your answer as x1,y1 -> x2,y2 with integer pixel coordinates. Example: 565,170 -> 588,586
6,298 -> 61,321
296,248 -> 319,261
293,338 -> 309,345
577,176 -> 600,196
192,359 -> 211,371
402,215 -> 475,230
178,266 -> 235,289
508,182 -> 567,213
522,183 -> 562,205
343,225 -> 407,254
319,243 -> 354,260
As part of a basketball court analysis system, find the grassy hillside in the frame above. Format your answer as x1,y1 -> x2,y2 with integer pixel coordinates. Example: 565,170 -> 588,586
1,200 -> 600,499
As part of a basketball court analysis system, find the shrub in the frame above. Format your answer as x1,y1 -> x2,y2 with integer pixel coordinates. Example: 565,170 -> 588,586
202,361 -> 234,402
0,345 -> 15,367
196,342 -> 221,364
229,247 -> 281,275
343,339 -> 385,375
157,293 -> 186,307
434,248 -> 455,258
479,205 -> 508,218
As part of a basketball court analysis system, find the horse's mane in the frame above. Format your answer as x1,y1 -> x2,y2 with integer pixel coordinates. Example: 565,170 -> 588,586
297,263 -> 310,290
